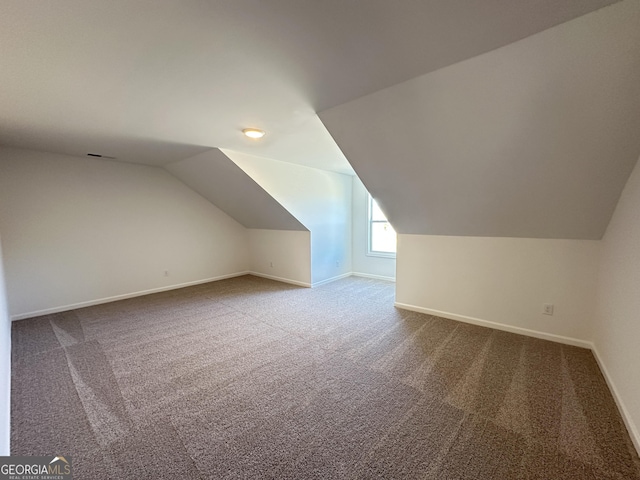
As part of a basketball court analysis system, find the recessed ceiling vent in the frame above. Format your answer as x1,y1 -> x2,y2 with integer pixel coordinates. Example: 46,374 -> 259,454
87,153 -> 116,159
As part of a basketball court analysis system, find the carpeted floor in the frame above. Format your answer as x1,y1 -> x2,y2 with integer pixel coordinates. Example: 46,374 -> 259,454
11,275 -> 640,479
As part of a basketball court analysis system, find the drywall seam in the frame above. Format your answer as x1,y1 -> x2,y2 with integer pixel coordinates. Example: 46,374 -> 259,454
312,272 -> 352,287
351,272 -> 396,282
11,272 -> 251,321
591,344 -> 640,456
394,302 -> 592,349
247,272 -> 312,288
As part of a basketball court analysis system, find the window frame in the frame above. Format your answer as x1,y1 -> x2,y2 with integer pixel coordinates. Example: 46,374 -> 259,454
367,194 -> 397,258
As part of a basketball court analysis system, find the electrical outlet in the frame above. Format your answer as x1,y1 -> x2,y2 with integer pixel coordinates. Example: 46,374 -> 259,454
543,304 -> 554,316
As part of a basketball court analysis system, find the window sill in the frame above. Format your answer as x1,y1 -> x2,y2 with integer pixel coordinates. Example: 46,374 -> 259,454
366,251 -> 396,259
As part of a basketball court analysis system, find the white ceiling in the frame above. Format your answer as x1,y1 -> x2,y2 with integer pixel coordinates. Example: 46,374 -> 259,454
0,0 -> 618,174
166,149 -> 305,230
321,0 -> 640,239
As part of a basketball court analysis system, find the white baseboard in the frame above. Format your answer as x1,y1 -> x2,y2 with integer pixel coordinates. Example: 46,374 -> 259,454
351,272 -> 396,282
10,271 -> 392,320
247,272 -> 311,288
253,271 -> 391,288
590,344 -> 640,456
394,302 -> 639,456
393,302 -> 592,349
10,272 -> 251,321
10,273 -> 638,456
17,270 -> 338,320
312,272 -> 352,287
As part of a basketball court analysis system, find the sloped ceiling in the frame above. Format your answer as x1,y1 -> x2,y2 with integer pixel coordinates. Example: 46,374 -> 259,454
1,0 -> 637,240
166,149 -> 305,231
0,0 -> 618,173
320,0 -> 640,239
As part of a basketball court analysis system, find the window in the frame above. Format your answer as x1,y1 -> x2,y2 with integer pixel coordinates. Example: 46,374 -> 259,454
368,195 -> 396,257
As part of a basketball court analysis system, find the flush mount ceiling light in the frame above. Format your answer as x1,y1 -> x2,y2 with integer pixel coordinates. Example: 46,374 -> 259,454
242,128 -> 266,139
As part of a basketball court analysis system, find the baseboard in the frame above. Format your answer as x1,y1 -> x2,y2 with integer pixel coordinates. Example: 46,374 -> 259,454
252,271 -> 391,288
393,302 -> 592,349
312,272 -> 352,287
10,271 -> 389,320
590,344 -> 640,456
11,272 -> 251,321
351,272 -> 396,282
394,302 -> 639,456
247,272 -> 311,288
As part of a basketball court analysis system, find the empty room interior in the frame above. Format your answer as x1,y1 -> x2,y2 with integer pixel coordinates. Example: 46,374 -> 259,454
1,0 -> 640,478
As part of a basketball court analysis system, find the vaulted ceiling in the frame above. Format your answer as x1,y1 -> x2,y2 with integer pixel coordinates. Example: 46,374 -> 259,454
0,0 -> 619,170
321,0 -> 640,239
166,149 -> 305,231
1,0 -> 638,239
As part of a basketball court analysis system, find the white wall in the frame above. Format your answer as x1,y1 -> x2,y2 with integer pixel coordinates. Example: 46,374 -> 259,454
594,155 -> 640,451
0,147 -> 250,318
225,150 -> 352,285
396,234 -> 600,344
0,237 -> 10,454
248,229 -> 311,286
351,176 -> 396,280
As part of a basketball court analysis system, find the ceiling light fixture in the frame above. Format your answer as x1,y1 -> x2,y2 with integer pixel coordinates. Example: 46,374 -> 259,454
242,128 -> 266,139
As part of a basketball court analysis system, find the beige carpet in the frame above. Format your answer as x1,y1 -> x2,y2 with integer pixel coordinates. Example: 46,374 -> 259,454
11,275 -> 640,479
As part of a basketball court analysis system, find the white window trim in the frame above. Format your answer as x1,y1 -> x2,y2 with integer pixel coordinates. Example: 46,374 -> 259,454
367,194 -> 397,259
